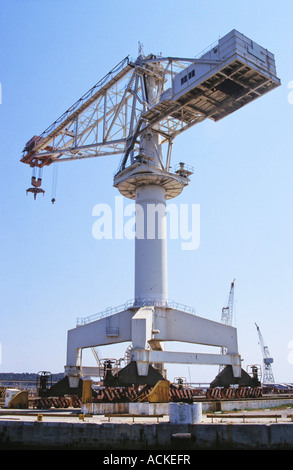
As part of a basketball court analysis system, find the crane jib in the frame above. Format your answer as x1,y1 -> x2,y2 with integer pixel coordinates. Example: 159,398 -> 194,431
21,56 -> 132,167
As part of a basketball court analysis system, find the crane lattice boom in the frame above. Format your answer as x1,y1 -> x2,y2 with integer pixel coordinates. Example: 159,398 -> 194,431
221,279 -> 235,327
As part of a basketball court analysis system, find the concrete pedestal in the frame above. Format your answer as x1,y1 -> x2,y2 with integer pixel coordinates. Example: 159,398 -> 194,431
169,402 -> 202,424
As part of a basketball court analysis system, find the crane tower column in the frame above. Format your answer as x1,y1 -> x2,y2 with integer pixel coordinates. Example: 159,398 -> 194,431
134,184 -> 168,304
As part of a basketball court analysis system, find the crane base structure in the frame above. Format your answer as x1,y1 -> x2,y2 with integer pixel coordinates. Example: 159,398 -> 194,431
65,304 -> 242,388
20,30 -> 280,398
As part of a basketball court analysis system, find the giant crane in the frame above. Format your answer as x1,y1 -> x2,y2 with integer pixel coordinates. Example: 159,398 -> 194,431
221,279 -> 235,327
21,30 -> 280,388
255,323 -> 275,384
219,279 -> 235,372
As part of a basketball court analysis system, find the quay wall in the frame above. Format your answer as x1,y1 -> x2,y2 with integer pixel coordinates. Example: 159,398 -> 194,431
1,420 -> 293,450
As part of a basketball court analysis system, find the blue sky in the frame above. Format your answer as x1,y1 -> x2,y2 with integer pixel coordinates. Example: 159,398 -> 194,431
1,0 -> 293,384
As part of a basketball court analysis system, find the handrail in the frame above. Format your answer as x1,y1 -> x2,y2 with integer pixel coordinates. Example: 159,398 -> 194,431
76,298 -> 196,325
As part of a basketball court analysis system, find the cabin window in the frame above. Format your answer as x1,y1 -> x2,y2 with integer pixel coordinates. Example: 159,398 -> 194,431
188,69 -> 195,79
181,75 -> 187,85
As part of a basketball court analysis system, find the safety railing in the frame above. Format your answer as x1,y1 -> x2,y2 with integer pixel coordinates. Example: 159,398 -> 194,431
76,298 -> 196,325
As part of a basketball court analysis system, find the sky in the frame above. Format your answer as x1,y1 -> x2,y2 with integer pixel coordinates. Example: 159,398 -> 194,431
0,0 -> 293,385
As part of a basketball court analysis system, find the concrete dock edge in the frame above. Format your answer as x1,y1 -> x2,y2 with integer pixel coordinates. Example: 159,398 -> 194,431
1,421 -> 293,450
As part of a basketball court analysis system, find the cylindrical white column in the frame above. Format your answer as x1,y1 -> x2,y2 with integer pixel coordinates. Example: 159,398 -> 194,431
135,184 -> 167,304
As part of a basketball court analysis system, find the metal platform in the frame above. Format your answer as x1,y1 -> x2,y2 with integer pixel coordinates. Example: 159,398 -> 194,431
143,30 -> 280,130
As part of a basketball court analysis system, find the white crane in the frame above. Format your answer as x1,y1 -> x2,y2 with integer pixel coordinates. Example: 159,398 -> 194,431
219,279 -> 235,371
21,30 -> 280,386
255,323 -> 275,384
221,279 -> 235,327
